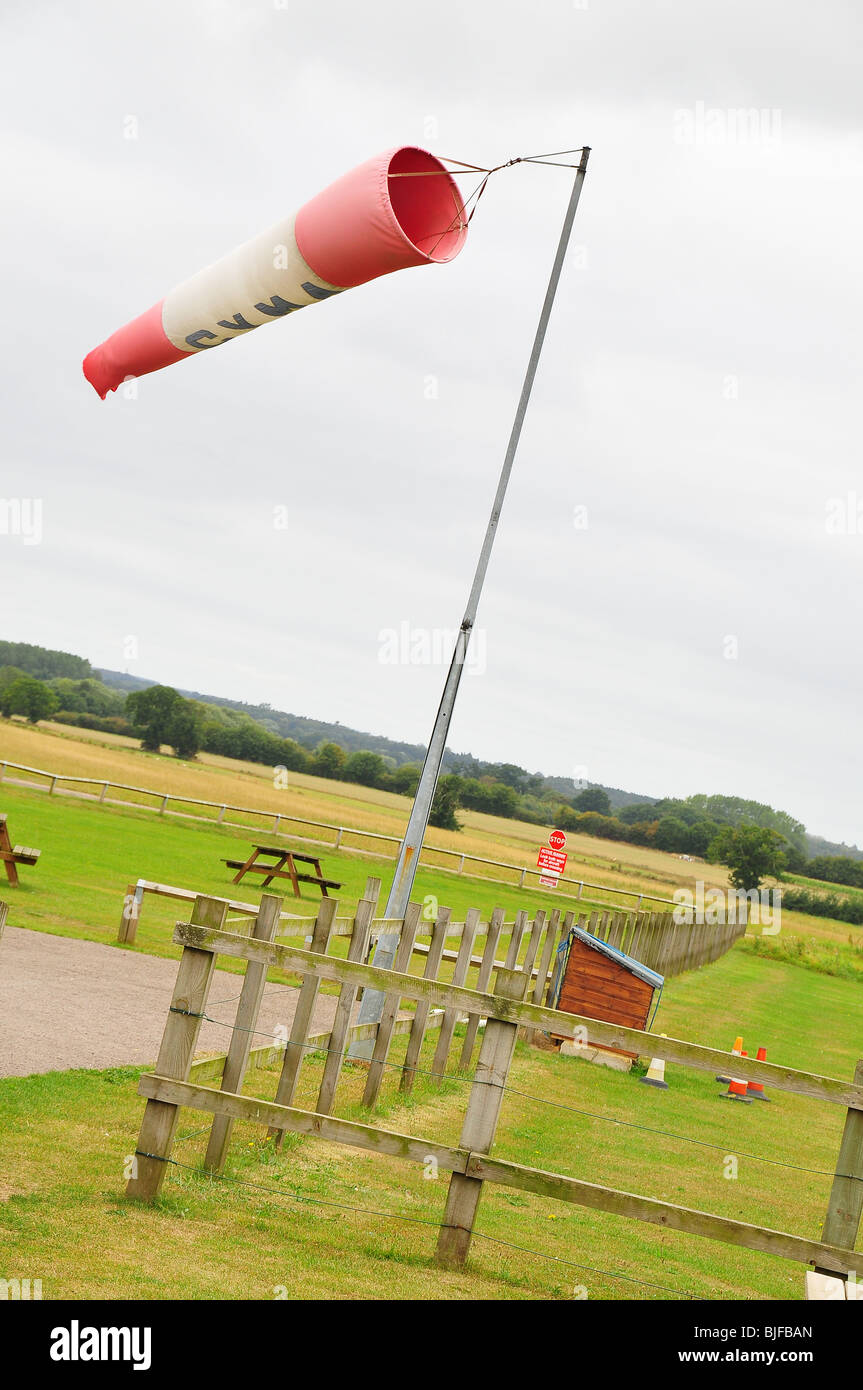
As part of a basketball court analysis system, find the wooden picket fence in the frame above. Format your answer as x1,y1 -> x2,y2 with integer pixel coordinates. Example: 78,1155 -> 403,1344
126,889 -> 863,1289
580,905 -> 747,976
116,878 -> 744,978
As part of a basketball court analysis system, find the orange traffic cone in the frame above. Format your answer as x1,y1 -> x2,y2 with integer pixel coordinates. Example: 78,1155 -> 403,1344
747,1046 -> 771,1101
719,1049 -> 753,1103
716,1035 -> 743,1084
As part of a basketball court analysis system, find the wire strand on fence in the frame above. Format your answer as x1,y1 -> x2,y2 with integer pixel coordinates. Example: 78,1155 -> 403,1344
180,1006 -> 852,1181
137,1149 -> 698,1299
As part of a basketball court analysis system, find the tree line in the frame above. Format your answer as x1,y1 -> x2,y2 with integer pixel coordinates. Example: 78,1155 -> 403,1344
0,642 -> 858,899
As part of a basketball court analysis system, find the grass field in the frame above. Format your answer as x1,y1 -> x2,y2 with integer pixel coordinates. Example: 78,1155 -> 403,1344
1,945 -> 860,1301
3,717 -> 860,946
1,718 -> 862,1301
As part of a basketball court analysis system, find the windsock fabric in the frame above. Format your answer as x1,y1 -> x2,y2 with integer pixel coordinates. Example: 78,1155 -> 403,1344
83,146 -> 467,398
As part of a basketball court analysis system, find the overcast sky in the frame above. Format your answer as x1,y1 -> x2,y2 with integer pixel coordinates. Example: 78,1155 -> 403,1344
2,0 -> 861,844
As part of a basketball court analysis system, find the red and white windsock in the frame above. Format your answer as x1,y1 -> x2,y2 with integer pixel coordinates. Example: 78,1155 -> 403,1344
83,147 -> 467,399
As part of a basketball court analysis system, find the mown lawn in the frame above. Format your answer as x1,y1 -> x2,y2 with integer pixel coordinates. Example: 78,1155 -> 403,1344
1,946 -> 860,1301
3,717 -> 860,946
0,780 -> 615,961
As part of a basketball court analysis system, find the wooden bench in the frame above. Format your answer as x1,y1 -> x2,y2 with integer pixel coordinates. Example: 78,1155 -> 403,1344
222,845 -> 341,898
0,815 -> 41,886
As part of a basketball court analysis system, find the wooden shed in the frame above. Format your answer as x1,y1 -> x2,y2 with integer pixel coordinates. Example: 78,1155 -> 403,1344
548,926 -> 663,1068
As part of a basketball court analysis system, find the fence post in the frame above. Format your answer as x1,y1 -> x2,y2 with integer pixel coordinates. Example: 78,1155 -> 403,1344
0,900 -> 7,942
126,895 -> 228,1201
436,966 -> 529,1269
818,1060 -> 863,1265
99,782 -> 109,803
204,893 -> 282,1174
159,794 -> 169,815
49,776 -> 57,795
118,882 -> 144,944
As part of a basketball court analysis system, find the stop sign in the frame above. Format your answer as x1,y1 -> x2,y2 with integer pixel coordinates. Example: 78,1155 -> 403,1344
548,829 -> 567,851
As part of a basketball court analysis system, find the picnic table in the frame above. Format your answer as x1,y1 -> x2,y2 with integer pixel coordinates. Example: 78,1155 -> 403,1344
222,844 -> 341,899
0,814 -> 41,886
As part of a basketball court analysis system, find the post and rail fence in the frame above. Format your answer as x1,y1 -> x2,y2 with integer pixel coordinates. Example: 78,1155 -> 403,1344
0,756 -> 684,912
126,890 -> 863,1294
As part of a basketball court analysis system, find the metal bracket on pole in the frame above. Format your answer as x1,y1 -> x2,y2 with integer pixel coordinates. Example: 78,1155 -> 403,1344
350,147 -> 591,1058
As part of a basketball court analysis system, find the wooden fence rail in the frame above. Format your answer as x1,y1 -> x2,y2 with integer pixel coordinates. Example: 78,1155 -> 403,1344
126,892 -> 863,1292
1,756 -> 681,909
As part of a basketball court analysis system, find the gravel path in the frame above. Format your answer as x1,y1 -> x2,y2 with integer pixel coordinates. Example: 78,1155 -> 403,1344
0,927 -> 342,1079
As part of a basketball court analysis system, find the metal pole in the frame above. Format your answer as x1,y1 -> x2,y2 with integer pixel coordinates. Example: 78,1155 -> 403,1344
351,147 -> 590,1052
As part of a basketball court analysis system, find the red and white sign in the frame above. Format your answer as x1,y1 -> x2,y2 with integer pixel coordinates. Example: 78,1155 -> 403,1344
548,829 -> 567,852
537,846 -> 567,874
538,874 -> 560,889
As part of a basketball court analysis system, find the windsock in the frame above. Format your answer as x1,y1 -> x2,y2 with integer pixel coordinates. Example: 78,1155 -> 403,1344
83,147 -> 467,399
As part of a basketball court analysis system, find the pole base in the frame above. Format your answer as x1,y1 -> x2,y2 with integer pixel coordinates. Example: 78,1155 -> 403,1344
639,1077 -> 668,1089
719,1092 -> 752,1103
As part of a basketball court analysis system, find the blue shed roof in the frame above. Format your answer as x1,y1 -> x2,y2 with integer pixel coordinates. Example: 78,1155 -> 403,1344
569,925 -> 664,990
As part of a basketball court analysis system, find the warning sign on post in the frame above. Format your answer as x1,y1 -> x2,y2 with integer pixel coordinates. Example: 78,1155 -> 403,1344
537,846 -> 567,875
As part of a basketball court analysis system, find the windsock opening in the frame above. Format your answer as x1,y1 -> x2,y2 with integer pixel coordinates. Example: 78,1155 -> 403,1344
386,148 -> 467,263
295,145 -> 467,289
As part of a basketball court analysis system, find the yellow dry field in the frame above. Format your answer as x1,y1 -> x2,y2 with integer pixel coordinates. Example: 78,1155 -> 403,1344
0,717 -> 842,942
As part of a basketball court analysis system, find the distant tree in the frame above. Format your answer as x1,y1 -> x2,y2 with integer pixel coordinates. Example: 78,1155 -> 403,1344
429,775 -> 462,832
489,763 -> 529,793
555,804 -> 581,832
626,819 -> 659,847
0,676 -> 59,723
574,787 -> 611,815
617,801 -> 659,825
654,816 -> 691,854
0,640 -> 92,681
126,684 -> 183,751
388,763 -> 421,796
688,819 -> 721,857
574,811 -> 625,841
781,843 -> 808,875
343,750 -> 387,788
49,677 -> 126,716
0,665 -> 27,696
709,825 -> 787,892
806,855 -> 863,888
311,742 -> 346,779
166,701 -> 205,759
